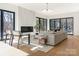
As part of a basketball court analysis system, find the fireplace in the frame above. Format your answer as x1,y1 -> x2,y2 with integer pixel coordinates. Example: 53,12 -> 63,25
21,26 -> 33,33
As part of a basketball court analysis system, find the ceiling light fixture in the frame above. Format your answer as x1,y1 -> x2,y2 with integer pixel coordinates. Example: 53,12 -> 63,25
41,3 -> 53,15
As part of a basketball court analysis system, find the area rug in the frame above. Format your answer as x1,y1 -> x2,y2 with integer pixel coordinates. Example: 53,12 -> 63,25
31,45 -> 54,52
23,41 -> 54,52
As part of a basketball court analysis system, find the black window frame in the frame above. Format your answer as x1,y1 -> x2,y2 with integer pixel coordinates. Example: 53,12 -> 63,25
49,17 -> 74,35
36,17 -> 47,32
0,9 -> 15,40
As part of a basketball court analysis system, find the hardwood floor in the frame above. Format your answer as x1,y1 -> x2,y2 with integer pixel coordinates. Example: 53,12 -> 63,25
14,35 -> 79,56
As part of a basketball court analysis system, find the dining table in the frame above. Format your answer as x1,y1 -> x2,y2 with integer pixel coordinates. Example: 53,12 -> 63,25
5,31 -> 31,48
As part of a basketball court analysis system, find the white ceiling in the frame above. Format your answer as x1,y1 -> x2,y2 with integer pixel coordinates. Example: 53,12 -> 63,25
13,3 -> 79,16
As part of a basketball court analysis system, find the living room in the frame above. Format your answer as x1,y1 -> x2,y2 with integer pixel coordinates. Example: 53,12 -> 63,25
1,2 -> 79,57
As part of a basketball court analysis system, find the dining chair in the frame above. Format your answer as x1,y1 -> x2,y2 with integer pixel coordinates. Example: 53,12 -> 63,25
12,31 -> 30,48
5,30 -> 13,46
12,31 -> 21,48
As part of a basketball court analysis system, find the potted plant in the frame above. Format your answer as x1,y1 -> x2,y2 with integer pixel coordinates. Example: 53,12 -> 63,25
34,23 -> 39,32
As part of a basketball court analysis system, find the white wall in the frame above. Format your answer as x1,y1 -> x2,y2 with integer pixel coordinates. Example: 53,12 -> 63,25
49,12 -> 79,35
35,12 -> 47,18
18,6 -> 36,31
0,3 -> 36,32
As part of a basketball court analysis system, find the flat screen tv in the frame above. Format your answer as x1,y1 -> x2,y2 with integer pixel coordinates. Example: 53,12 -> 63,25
21,26 -> 33,33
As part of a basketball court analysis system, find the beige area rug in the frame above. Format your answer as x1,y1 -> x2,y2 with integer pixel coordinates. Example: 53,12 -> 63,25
32,45 -> 54,52
22,38 -> 54,52
23,42 -> 54,52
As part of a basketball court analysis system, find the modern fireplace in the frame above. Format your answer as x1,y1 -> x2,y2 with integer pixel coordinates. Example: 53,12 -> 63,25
21,26 -> 33,33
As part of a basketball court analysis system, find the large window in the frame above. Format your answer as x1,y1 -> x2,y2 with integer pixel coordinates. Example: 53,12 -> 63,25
36,17 -> 47,31
0,9 -> 15,40
50,17 -> 73,34
50,19 -> 61,30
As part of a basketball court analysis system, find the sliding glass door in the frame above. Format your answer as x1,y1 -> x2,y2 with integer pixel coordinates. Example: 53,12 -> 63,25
0,10 -> 15,40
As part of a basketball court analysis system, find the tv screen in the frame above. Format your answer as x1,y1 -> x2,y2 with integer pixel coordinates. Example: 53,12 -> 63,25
21,26 -> 33,33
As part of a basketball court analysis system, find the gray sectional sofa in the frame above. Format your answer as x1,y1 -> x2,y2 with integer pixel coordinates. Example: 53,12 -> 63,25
47,31 -> 67,45
39,30 -> 67,45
